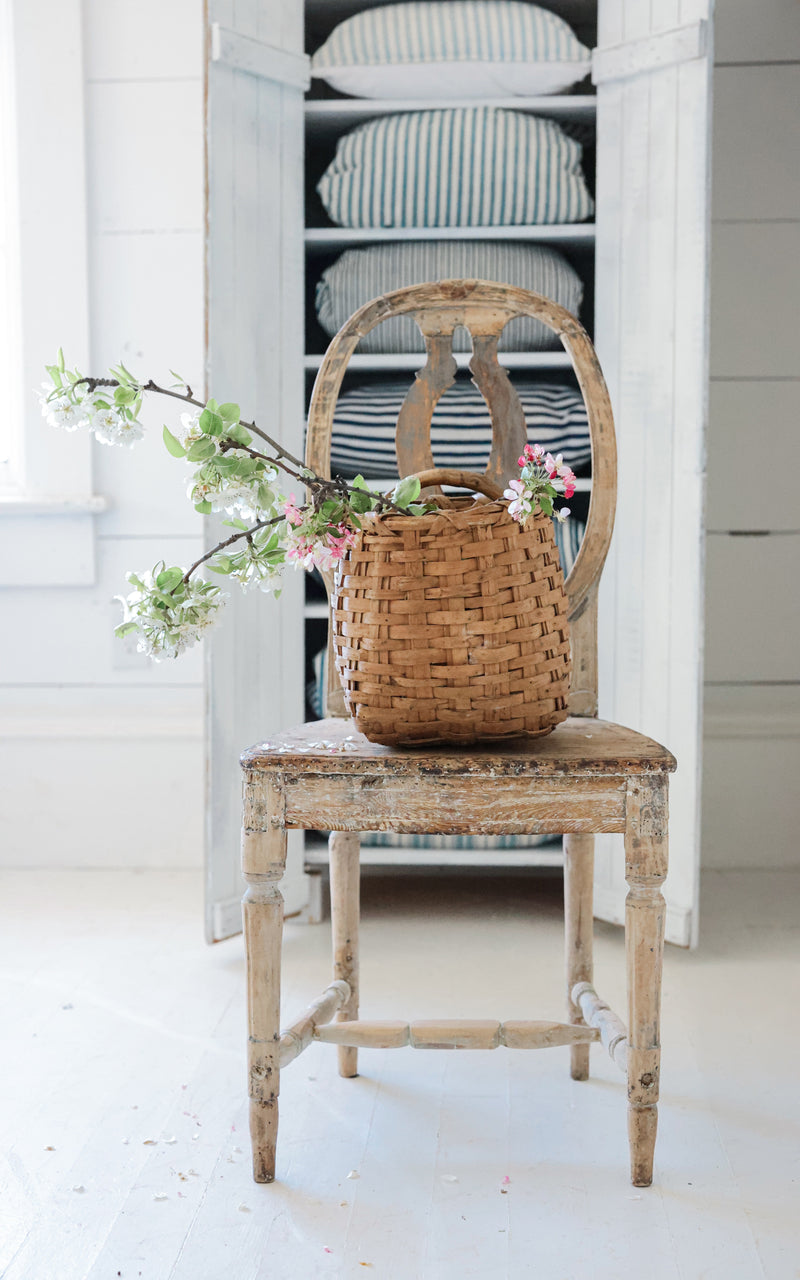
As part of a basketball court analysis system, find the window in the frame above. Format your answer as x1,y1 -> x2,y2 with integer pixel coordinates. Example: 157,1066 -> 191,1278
0,0 -> 102,585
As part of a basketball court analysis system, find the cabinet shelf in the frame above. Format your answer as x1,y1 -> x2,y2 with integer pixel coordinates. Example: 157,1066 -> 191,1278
304,351 -> 575,371
304,95 -> 597,140
305,223 -> 595,252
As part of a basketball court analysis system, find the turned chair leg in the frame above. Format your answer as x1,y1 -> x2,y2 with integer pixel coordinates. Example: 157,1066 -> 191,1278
564,833 -> 595,1080
624,778 -> 668,1187
242,780 -> 288,1184
329,831 -> 360,1077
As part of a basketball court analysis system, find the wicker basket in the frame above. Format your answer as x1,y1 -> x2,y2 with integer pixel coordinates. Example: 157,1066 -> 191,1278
331,469 -> 571,746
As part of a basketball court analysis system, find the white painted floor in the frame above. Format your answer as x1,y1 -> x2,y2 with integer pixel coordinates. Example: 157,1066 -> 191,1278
1,868 -> 798,1280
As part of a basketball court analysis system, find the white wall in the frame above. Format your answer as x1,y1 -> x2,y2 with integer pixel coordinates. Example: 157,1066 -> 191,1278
0,0 -> 206,868
702,0 -> 800,867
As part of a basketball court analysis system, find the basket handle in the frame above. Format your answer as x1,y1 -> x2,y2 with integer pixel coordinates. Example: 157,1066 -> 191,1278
410,468 -> 504,502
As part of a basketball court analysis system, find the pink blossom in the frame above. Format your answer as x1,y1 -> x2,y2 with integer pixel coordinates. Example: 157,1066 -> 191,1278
525,443 -> 546,464
283,495 -> 303,526
554,506 -> 571,523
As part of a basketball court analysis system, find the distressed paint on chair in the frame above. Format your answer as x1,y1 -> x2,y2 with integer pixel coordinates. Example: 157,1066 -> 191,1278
240,282 -> 676,1188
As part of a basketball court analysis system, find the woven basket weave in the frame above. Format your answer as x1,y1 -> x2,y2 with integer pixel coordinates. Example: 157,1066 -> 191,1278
331,470 -> 571,747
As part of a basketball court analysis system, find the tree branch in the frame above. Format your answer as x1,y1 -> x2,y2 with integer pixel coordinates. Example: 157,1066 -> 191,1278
182,515 -> 284,583
75,373 -> 407,515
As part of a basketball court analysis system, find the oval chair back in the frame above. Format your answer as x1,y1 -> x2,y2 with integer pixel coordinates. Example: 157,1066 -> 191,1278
305,279 -> 617,719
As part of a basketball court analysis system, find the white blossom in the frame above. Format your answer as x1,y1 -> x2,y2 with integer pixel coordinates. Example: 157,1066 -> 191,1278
177,411 -> 203,446
231,552 -> 283,595
116,567 -> 226,661
92,407 -> 145,448
189,459 -> 278,521
39,387 -> 92,432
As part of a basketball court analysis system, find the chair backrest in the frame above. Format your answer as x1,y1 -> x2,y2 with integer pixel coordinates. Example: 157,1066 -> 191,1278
306,279 -> 617,719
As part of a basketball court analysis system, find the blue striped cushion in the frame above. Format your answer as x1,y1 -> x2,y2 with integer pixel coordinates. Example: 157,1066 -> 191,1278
317,108 -> 593,229
315,243 -> 583,353
327,379 -> 590,478
311,2 -> 591,98
352,831 -> 561,851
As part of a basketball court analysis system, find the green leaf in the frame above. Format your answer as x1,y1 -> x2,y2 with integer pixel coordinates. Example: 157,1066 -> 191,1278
156,567 -> 184,593
223,516 -> 250,530
209,555 -> 233,574
218,402 -> 240,424
351,474 -> 369,490
114,621 -> 139,638
538,494 -> 553,517
187,437 -> 217,462
57,347 -> 65,372
392,475 -> 421,509
224,422 -> 252,447
199,408 -> 223,437
194,500 -> 213,514
114,385 -> 137,407
162,424 -> 186,458
349,489 -> 372,514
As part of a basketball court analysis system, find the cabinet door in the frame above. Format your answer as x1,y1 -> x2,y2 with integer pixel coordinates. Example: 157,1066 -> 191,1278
593,0 -> 713,946
204,1 -> 309,941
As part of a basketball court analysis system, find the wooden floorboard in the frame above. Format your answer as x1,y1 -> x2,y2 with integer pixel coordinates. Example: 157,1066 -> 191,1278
1,868 -> 797,1279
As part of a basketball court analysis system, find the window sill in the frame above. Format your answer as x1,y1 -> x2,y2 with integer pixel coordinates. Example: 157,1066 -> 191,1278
0,493 -> 108,516
0,494 -> 107,586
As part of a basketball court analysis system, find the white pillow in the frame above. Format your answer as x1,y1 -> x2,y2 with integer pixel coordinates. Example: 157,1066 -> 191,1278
311,1 -> 592,100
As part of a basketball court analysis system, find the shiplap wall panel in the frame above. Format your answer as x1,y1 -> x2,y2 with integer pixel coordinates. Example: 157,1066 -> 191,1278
594,0 -> 712,945
0,537 -> 203,685
701,0 -> 800,872
82,0 -> 203,78
707,382 -> 800,532
712,66 -> 800,221
86,82 -> 203,233
90,231 -> 204,537
205,0 -> 308,935
714,0 -> 800,62
710,223 -> 800,378
703,685 -> 800,868
1,0 -> 207,868
705,534 -> 800,683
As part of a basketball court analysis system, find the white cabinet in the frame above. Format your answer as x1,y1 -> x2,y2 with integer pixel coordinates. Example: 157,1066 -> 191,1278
204,0 -> 713,946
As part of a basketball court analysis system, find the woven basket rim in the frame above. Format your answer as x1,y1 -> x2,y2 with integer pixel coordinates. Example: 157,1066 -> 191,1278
360,495 -> 545,535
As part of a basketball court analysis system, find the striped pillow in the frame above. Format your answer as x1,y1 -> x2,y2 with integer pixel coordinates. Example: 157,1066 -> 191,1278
317,107 -> 593,228
315,243 -> 583,353
311,2 -> 591,98
326,379 -> 591,479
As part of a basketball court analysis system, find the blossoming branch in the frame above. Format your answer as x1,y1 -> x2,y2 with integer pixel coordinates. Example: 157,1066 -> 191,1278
39,352 -> 431,658
41,353 -> 573,661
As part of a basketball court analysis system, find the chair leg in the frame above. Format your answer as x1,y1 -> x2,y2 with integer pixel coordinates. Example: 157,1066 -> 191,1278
242,788 -> 287,1184
329,831 -> 360,1078
564,833 -> 595,1080
624,778 -> 669,1188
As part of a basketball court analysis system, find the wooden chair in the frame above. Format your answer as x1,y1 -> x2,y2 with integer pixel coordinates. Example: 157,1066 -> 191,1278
240,280 -> 676,1188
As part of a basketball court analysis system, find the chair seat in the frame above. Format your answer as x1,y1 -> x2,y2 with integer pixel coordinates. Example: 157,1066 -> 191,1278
242,715 -> 676,777
241,717 -> 675,839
